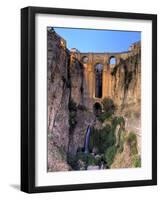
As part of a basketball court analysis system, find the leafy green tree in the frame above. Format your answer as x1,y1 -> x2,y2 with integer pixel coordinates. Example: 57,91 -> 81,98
104,145 -> 117,167
102,97 -> 115,113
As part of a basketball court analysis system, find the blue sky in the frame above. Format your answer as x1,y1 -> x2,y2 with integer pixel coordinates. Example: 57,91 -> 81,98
54,27 -> 141,53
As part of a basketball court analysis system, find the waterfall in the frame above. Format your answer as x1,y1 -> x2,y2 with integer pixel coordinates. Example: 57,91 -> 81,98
84,125 -> 91,153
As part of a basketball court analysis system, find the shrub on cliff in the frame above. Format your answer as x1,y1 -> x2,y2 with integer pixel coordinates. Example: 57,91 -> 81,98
89,125 -> 116,154
126,132 -> 141,168
117,129 -> 126,153
68,99 -> 77,131
97,110 -> 113,122
67,152 -> 101,170
127,132 -> 138,155
104,145 -> 117,167
112,116 -> 125,129
102,97 -> 115,113
132,154 -> 141,168
97,98 -> 115,122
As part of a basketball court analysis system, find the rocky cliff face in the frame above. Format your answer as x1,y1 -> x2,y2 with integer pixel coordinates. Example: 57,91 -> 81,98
47,30 -> 71,171
111,52 -> 141,113
69,52 -> 84,105
47,30 -> 91,170
110,53 -> 141,153
68,53 -> 96,155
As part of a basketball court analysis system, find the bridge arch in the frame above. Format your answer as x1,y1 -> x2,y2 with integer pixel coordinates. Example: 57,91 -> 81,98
81,56 -> 89,63
109,56 -> 117,65
93,102 -> 102,116
108,56 -> 118,73
95,63 -> 103,98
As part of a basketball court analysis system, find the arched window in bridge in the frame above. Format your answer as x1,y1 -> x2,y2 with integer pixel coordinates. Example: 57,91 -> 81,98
109,56 -> 116,65
95,63 -> 103,98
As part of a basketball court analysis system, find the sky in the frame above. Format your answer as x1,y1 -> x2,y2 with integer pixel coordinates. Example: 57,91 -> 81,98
54,27 -> 141,53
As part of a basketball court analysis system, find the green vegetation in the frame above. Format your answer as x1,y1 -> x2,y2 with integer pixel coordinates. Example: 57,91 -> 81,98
67,152 -> 102,170
127,132 -> 138,155
86,154 -> 101,166
117,130 -> 126,153
68,99 -> 77,131
112,116 -> 125,129
89,101 -> 128,168
97,98 -> 115,122
89,125 -> 116,154
97,110 -> 113,122
126,132 -> 141,168
102,97 -> 115,113
67,97 -> 140,170
132,154 -> 141,168
104,145 -> 117,167
68,117 -> 141,169
67,154 -> 78,170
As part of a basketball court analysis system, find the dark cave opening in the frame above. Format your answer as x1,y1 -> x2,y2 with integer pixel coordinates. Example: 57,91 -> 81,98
93,102 -> 102,116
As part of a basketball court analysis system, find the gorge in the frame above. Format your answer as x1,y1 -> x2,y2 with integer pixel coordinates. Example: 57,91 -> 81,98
47,28 -> 141,172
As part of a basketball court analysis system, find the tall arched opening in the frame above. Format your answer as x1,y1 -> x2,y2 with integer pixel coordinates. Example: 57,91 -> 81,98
109,56 -> 116,65
95,63 -> 103,98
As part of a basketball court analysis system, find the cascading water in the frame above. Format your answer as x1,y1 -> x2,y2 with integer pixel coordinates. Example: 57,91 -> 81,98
84,125 -> 91,154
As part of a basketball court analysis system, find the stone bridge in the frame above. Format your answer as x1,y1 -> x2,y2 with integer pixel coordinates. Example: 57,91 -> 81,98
70,42 -> 140,111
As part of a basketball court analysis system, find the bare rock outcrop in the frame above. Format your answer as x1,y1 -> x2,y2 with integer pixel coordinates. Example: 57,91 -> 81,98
69,52 -> 84,105
111,53 -> 141,112
111,52 -> 141,154
47,30 -> 70,170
